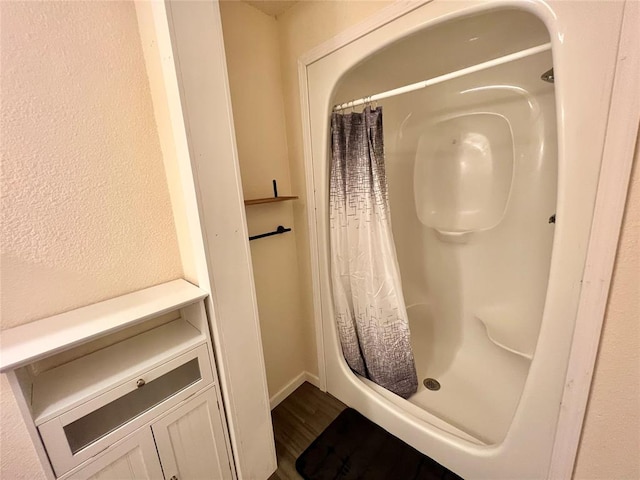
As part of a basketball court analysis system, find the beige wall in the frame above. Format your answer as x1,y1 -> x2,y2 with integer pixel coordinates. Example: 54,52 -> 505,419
219,0 -> 395,399
219,1 -> 310,398
276,0 -> 639,477
574,133 -> 640,479
0,1 -> 182,477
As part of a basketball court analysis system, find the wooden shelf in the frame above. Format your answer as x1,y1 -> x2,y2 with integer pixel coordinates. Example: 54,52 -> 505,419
0,279 -> 207,373
244,196 -> 298,206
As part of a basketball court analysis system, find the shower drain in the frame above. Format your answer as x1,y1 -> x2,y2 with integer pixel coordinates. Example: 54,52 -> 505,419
423,378 -> 441,391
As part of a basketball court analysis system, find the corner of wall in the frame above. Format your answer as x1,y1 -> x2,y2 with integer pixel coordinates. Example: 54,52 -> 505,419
134,0 -> 198,284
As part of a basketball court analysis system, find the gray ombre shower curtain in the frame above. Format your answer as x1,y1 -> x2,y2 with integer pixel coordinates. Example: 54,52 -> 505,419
330,106 -> 418,399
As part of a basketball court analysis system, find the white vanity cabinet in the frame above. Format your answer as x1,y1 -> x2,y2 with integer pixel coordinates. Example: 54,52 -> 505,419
0,280 -> 235,480
63,387 -> 231,480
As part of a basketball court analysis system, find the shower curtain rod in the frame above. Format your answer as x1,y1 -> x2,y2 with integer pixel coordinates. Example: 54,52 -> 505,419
333,42 -> 552,111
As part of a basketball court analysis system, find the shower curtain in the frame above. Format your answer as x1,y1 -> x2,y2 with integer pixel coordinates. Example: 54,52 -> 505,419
330,106 -> 418,399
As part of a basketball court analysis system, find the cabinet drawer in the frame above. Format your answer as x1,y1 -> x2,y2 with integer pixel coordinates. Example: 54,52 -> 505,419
39,344 -> 213,476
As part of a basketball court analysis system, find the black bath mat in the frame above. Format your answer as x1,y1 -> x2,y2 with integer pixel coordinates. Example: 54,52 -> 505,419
296,408 -> 463,480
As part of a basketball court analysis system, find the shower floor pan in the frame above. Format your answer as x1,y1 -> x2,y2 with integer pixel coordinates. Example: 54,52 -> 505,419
412,302 -> 530,444
361,306 -> 530,445
409,335 -> 530,445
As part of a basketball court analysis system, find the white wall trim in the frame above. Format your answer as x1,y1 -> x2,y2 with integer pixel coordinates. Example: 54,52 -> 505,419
142,1 -> 277,478
269,371 -> 322,410
547,1 -> 640,477
297,60 -> 326,392
135,3 -> 238,478
269,372 -> 306,410
297,1 -> 639,478
304,372 -> 321,389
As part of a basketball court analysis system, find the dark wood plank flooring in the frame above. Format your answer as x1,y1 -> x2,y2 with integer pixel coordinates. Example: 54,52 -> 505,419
269,382 -> 347,480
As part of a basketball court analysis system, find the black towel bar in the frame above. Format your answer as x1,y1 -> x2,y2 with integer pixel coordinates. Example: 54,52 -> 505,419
249,225 -> 292,241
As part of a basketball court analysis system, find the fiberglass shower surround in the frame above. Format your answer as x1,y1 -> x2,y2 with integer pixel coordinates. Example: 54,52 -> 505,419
327,8 -> 557,446
301,1 -> 633,476
304,0 -> 636,476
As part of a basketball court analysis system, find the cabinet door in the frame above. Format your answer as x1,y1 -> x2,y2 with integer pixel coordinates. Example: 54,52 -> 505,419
62,428 -> 163,480
152,387 -> 233,480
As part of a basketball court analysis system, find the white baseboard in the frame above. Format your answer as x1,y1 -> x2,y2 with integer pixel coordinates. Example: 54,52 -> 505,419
304,372 -> 321,389
269,371 -> 322,410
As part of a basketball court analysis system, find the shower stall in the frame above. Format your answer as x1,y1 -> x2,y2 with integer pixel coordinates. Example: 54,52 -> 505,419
302,1 -> 634,478
331,8 -> 557,446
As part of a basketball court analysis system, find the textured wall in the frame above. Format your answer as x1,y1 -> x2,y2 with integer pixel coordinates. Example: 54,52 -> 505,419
1,1 -> 183,328
574,134 -> 640,479
0,1 -> 182,477
219,0 -> 308,399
